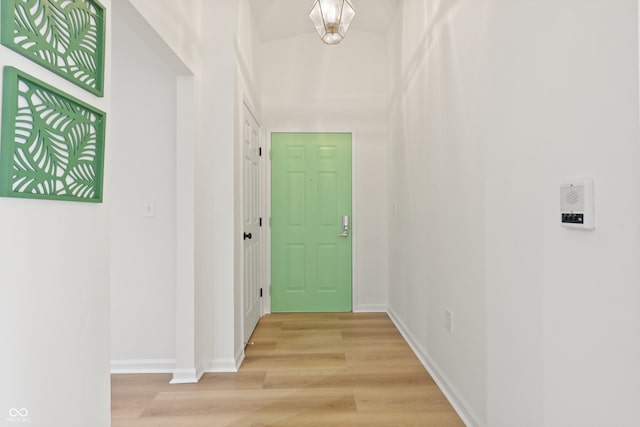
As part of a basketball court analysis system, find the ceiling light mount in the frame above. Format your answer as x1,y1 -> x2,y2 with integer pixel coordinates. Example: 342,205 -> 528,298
309,0 -> 356,45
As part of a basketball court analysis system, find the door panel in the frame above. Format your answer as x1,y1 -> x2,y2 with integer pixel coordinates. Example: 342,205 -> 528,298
271,133 -> 352,312
242,104 -> 261,342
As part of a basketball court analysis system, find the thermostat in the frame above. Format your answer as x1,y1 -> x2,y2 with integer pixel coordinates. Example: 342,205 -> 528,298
560,179 -> 594,230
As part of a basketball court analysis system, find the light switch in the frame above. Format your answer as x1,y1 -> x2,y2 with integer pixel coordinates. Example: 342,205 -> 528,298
143,199 -> 155,218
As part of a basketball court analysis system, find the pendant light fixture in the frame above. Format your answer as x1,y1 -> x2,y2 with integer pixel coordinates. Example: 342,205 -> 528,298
309,0 -> 356,45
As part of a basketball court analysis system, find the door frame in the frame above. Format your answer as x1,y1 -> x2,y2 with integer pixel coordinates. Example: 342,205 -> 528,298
264,129 -> 358,313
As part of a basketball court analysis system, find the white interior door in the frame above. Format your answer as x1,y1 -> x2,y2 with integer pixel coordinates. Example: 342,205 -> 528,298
242,103 -> 261,343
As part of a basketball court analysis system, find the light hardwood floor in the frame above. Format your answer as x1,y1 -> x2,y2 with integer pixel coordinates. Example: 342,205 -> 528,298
112,312 -> 464,426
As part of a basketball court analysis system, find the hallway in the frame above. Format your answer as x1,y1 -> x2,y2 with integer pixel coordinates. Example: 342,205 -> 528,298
111,313 -> 463,426
4,1 -> 640,425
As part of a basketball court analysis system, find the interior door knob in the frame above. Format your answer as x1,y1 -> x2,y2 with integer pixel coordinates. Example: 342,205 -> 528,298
243,232 -> 252,240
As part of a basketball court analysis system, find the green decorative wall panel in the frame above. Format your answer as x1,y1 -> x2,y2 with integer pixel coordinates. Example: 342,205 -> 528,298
1,0 -> 106,96
0,67 -> 106,202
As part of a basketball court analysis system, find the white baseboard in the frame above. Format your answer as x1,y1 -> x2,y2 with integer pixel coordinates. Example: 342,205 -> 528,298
110,359 -> 175,374
170,368 -> 200,384
200,358 -> 239,373
387,307 -> 482,427
354,304 -> 388,313
235,347 -> 245,370
196,347 -> 244,377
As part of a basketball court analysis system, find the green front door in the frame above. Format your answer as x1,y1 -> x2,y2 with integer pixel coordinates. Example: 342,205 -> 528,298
271,133 -> 352,312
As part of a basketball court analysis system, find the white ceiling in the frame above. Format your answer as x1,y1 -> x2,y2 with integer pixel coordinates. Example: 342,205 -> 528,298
249,0 -> 400,42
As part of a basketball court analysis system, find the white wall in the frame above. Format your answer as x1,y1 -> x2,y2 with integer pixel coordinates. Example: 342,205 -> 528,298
113,0 -> 199,383
109,8 -> 178,371
196,0 -> 239,372
387,1 -> 487,423
237,0 -> 262,111
235,0 -> 264,350
388,0 -> 640,426
0,1 -> 112,425
113,0 -> 259,377
261,30 -> 389,311
125,0 -> 201,73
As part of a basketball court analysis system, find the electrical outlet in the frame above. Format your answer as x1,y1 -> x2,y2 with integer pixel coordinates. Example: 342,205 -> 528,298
445,309 -> 453,333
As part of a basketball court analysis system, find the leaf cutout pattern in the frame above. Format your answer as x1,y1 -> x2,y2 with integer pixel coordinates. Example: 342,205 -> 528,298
0,67 -> 106,202
1,0 -> 106,96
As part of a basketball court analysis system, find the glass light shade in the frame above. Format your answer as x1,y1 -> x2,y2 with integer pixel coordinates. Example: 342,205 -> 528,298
309,0 -> 356,45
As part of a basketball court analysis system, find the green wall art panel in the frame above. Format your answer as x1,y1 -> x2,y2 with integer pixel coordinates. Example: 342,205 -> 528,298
0,67 -> 106,202
1,0 -> 106,96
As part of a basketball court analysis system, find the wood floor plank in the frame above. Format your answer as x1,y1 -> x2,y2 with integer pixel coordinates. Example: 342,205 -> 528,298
235,410 -> 465,427
241,352 -> 347,371
195,372 -> 268,390
264,370 -> 435,390
248,329 -> 342,342
280,318 -> 396,331
354,385 -> 455,412
341,328 -> 405,340
112,313 -> 464,426
140,388 -> 357,417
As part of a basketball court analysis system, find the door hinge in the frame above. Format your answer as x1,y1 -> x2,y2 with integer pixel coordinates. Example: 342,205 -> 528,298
259,217 -> 262,227
259,147 -> 262,157
260,288 -> 263,297
269,217 -> 272,227
269,149 -> 272,160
